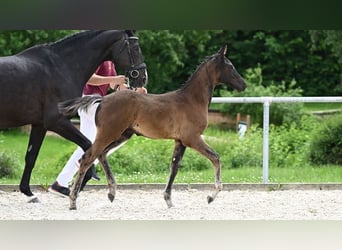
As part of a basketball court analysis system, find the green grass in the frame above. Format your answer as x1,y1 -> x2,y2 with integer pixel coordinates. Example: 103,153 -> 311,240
113,166 -> 342,184
3,165 -> 342,185
0,129 -> 76,185
303,102 -> 342,112
1,128 -> 342,185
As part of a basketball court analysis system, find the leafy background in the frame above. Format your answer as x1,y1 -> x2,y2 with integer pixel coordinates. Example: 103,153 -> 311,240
0,30 -> 341,96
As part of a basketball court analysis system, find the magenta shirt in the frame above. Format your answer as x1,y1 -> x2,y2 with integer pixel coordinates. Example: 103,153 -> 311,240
83,61 -> 117,96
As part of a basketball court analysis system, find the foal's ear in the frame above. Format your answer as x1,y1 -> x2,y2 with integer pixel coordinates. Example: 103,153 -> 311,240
219,45 -> 227,56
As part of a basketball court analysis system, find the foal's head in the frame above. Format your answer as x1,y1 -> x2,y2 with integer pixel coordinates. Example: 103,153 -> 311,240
212,45 -> 246,92
111,30 -> 148,88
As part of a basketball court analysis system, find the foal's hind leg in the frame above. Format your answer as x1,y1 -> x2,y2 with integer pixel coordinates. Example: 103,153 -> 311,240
188,136 -> 222,204
98,152 -> 117,203
69,148 -> 100,210
98,130 -> 135,203
164,140 -> 186,208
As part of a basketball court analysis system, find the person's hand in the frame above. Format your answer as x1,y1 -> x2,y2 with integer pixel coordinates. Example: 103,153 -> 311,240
109,75 -> 126,89
116,83 -> 129,91
135,87 -> 147,94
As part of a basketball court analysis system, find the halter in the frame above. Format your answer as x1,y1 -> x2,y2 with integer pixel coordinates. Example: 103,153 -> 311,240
117,33 -> 146,89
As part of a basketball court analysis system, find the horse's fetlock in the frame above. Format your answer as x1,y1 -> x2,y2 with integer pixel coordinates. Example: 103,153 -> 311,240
163,191 -> 171,201
164,192 -> 174,208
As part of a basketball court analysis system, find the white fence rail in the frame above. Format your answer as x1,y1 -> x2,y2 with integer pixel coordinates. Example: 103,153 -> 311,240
211,96 -> 342,184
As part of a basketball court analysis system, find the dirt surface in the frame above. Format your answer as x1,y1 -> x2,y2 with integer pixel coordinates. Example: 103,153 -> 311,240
1,188 -> 342,220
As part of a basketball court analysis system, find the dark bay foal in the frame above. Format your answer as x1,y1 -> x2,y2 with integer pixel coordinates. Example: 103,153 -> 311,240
60,45 -> 246,210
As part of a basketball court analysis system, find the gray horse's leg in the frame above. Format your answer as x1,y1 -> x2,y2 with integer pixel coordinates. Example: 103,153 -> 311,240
164,140 -> 186,208
20,125 -> 47,203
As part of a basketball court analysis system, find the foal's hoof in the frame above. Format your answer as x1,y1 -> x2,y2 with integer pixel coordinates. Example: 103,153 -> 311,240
69,200 -> 77,210
27,194 -> 39,203
108,193 -> 115,203
207,195 -> 214,204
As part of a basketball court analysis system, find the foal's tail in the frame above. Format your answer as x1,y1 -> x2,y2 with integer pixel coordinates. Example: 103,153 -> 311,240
58,95 -> 103,116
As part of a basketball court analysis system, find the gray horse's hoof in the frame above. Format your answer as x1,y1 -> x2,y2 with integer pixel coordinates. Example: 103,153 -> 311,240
163,192 -> 174,208
207,195 -> 214,204
165,200 -> 174,208
27,194 -> 39,203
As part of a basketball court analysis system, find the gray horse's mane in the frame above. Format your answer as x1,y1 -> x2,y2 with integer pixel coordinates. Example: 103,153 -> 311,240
50,30 -> 103,47
20,30 -> 103,52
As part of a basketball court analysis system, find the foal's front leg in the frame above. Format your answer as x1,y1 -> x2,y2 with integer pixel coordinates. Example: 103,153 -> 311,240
164,140 -> 186,208
190,136 -> 222,204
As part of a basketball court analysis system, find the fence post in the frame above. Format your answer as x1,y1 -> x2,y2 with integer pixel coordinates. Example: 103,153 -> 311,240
262,98 -> 271,184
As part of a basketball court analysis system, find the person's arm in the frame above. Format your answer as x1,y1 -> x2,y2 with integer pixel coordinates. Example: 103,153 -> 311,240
87,73 -> 126,89
87,73 -> 148,93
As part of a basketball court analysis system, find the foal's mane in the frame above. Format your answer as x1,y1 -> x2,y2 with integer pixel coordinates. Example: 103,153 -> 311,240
180,54 -> 216,90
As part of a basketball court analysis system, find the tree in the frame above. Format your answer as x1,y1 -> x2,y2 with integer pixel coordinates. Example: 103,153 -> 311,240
0,30 -> 76,56
1,30 -> 341,96
211,30 -> 341,96
310,30 -> 342,94
138,30 -> 342,96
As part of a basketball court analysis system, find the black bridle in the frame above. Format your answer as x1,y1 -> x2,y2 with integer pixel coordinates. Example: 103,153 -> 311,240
117,33 -> 146,88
